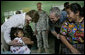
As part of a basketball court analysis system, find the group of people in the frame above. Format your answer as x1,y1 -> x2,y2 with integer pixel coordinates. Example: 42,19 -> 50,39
1,2 -> 84,54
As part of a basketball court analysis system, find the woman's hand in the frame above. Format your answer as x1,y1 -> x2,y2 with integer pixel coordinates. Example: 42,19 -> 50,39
70,46 -> 81,54
59,35 -> 81,54
22,37 -> 34,45
9,40 -> 23,46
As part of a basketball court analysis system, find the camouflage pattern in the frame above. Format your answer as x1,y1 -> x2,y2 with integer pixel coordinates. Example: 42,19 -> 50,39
35,10 -> 49,49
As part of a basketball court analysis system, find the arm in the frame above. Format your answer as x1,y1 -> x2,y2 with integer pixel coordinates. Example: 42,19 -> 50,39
23,40 -> 34,45
3,15 -> 24,45
4,28 -> 12,45
50,24 -> 60,39
51,31 -> 57,37
9,40 -> 23,46
51,31 -> 60,39
51,30 -> 80,54
22,37 -> 34,45
49,19 -> 56,36
59,35 -> 80,54
59,21 -> 80,54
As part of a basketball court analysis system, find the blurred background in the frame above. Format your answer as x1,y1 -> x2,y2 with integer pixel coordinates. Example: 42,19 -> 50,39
1,1 -> 84,54
1,1 -> 84,24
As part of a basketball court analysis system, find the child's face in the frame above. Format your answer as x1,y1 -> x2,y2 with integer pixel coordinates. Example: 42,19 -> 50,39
17,31 -> 24,38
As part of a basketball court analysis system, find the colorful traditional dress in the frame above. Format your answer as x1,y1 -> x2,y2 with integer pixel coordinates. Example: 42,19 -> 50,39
60,20 -> 84,54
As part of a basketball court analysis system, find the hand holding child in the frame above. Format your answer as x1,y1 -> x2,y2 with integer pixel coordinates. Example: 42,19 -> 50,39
22,37 -> 34,45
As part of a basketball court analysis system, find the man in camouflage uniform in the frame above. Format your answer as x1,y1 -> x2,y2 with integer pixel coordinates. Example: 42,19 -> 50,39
35,2 -> 49,53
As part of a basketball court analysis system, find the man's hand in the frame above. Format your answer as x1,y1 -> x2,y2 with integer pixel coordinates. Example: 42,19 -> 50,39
51,31 -> 60,39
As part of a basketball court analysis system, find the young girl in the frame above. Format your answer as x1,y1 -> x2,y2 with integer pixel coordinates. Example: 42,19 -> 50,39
10,27 -> 33,54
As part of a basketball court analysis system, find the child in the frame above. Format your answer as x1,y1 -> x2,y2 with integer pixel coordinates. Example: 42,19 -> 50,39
10,27 -> 33,54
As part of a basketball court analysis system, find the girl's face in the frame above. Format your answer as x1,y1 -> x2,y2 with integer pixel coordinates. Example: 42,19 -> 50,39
66,8 -> 78,22
17,31 -> 24,38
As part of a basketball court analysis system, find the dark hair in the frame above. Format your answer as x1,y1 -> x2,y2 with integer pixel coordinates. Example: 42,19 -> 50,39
16,28 -> 24,36
65,4 -> 70,9
69,3 -> 81,15
26,10 -> 39,23
50,7 -> 61,17
10,27 -> 18,40
16,11 -> 21,14
64,2 -> 69,7
10,27 -> 24,40
80,6 -> 84,17
37,2 -> 42,5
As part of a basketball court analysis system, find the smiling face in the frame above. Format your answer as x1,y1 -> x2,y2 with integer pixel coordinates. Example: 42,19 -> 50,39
65,3 -> 81,22
49,13 -> 60,23
66,8 -> 79,22
26,10 -> 39,23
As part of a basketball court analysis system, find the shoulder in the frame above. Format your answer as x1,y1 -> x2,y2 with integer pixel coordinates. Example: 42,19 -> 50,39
61,11 -> 67,15
60,20 -> 69,35
12,13 -> 25,18
62,20 -> 69,26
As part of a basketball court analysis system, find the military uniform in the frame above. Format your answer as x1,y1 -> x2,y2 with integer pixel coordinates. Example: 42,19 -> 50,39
35,10 -> 49,49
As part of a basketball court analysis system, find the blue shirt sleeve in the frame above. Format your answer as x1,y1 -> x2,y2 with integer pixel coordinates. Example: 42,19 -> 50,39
60,11 -> 67,23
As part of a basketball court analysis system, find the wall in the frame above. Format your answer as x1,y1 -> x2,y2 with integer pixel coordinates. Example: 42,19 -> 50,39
1,1 -> 84,24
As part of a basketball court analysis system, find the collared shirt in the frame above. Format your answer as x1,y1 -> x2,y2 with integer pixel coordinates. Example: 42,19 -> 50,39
49,19 -> 61,33
60,11 -> 67,23
49,11 -> 67,33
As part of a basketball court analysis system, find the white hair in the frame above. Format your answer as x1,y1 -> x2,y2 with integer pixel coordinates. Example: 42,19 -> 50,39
50,7 -> 61,17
